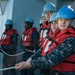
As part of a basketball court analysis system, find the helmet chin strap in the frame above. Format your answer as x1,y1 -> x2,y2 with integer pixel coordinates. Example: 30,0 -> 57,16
68,19 -> 73,28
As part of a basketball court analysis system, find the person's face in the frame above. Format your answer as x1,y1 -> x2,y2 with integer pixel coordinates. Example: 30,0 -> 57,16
5,25 -> 12,31
24,22 -> 28,30
51,21 -> 58,33
42,16 -> 47,23
58,18 -> 71,31
24,22 -> 31,30
45,11 -> 53,21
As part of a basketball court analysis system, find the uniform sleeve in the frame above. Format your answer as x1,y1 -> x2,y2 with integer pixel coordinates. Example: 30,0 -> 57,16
30,37 -> 75,69
32,31 -> 40,51
30,49 -> 42,60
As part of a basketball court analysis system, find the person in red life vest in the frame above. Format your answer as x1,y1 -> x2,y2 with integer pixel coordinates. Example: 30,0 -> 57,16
43,3 -> 56,22
15,6 -> 75,75
41,12 -> 58,56
39,3 -> 56,48
39,12 -> 58,75
38,12 -> 47,46
20,17 -> 40,75
48,12 -> 58,37
0,19 -> 19,75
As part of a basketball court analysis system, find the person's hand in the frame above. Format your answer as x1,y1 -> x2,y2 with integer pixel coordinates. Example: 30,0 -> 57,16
24,58 -> 32,68
15,58 -> 32,70
25,48 -> 30,52
15,62 -> 26,70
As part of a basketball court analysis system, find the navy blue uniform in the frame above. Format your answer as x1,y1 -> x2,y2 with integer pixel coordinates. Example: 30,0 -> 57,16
30,37 -> 75,75
20,29 -> 39,75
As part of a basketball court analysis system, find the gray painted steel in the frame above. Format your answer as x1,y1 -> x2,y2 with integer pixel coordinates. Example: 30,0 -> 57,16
0,53 -> 3,75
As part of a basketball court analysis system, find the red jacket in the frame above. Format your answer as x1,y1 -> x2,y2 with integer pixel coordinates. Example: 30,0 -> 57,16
21,27 -> 38,47
0,29 -> 19,46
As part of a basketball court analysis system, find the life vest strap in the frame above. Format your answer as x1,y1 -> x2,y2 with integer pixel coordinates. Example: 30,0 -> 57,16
46,36 -> 59,46
62,60 -> 75,64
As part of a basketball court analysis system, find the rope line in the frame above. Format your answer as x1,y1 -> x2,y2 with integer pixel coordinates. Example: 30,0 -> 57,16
0,66 -> 15,71
0,49 -> 34,57
0,49 -> 25,57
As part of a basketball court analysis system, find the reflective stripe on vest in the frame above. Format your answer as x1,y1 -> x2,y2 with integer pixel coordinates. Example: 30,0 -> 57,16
41,39 -> 52,56
40,30 -> 48,38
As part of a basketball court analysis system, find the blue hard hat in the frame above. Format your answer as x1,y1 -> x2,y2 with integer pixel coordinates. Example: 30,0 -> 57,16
25,17 -> 34,24
43,2 -> 56,13
57,6 -> 75,19
50,12 -> 57,22
5,19 -> 13,25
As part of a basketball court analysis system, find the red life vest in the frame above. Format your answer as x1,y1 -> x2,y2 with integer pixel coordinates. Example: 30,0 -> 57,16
40,23 -> 50,39
21,27 -> 38,47
48,27 -> 75,72
0,29 -> 19,46
39,22 -> 51,48
41,29 -> 60,56
41,38 -> 52,56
